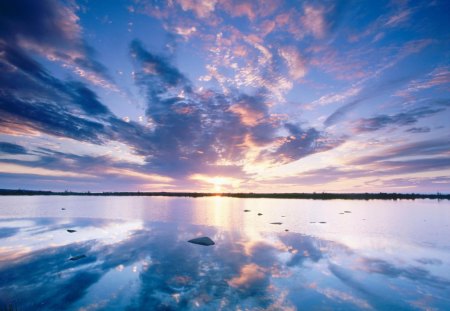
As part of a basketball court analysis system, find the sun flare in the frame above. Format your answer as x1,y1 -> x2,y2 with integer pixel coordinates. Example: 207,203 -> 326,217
190,174 -> 241,192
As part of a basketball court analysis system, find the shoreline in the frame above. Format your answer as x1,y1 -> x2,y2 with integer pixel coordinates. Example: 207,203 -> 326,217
0,189 -> 449,200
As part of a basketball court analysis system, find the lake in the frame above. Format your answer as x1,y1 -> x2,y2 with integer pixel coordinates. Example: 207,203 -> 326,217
0,196 -> 449,310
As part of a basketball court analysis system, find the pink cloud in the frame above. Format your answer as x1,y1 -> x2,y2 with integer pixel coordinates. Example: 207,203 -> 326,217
176,0 -> 217,18
301,5 -> 327,39
385,9 -> 412,27
279,46 -> 307,80
219,0 -> 279,21
228,263 -> 266,288
259,20 -> 276,37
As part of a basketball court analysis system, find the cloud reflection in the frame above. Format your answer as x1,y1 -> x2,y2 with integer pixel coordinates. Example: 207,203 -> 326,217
0,218 -> 449,310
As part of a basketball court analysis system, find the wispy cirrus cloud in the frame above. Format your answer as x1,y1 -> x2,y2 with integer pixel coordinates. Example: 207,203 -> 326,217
353,103 -> 448,133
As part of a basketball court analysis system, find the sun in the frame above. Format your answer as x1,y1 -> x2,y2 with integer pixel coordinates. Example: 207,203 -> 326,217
190,174 -> 241,192
211,177 -> 226,193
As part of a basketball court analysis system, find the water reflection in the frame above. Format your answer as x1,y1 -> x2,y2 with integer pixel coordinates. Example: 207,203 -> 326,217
0,217 -> 449,310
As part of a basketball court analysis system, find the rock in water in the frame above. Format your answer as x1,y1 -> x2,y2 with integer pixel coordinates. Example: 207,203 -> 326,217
188,237 -> 215,246
270,222 -> 282,225
257,213 -> 263,216
244,209 -> 251,212
69,255 -> 86,261
67,229 -> 77,233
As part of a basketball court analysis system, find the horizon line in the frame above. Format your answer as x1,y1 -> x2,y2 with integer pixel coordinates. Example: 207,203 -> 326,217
1,189 -> 449,200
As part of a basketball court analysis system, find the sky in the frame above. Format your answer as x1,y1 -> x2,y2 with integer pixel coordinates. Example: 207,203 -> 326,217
0,0 -> 449,193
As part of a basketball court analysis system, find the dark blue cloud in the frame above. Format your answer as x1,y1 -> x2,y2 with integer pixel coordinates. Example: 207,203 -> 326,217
67,82 -> 111,116
0,96 -> 107,144
405,127 -> 431,133
354,105 -> 445,133
0,43 -> 111,116
0,0 -> 75,45
0,0 -> 113,85
0,142 -> 27,155
131,39 -> 190,89
261,123 -> 342,164
0,227 -> 20,239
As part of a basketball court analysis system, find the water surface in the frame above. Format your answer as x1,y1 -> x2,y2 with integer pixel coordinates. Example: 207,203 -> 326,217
0,196 -> 449,310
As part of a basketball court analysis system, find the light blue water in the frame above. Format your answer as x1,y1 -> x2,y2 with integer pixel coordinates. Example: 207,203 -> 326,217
0,196 -> 449,310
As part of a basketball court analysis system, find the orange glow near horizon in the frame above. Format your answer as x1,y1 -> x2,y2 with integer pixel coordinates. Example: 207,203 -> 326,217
190,174 -> 242,192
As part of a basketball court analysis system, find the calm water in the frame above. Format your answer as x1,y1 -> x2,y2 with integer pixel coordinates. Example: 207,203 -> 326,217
0,196 -> 449,310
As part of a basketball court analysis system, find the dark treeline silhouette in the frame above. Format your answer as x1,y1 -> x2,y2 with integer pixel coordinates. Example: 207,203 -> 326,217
0,189 -> 449,200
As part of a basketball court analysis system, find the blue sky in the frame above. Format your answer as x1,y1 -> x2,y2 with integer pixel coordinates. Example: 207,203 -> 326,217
0,0 -> 449,192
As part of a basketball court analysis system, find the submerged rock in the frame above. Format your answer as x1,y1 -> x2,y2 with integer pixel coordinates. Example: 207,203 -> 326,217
319,221 -> 327,224
310,222 -> 316,224
188,237 -> 215,246
69,255 -> 86,261
67,229 -> 77,233
244,209 -> 251,212
285,229 -> 289,232
257,213 -> 263,216
344,211 -> 351,213
270,222 -> 282,225
61,208 -> 66,210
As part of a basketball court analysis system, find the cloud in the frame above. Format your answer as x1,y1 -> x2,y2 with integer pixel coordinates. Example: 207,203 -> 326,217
0,227 -> 20,239
385,9 -> 412,27
176,0 -> 217,18
353,105 -> 445,133
405,127 -> 430,133
351,138 -> 450,165
0,0 -> 115,88
0,95 -> 107,144
2,216 -> 448,310
324,74 -> 439,127
372,157 -> 450,175
220,0 -> 278,21
396,66 -> 450,98
324,98 -> 363,127
263,123 -> 341,164
329,264 -> 412,310
228,263 -> 269,293
0,142 -> 27,155
279,46 -> 307,80
358,257 -> 450,289
309,86 -> 361,108
301,5 -> 327,39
